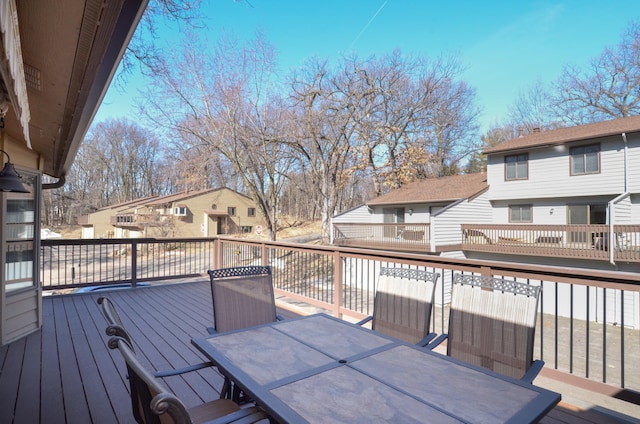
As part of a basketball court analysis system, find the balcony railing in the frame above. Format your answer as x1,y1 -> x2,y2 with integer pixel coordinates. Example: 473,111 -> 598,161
41,238 -> 215,290
40,236 -> 640,396
110,213 -> 175,227
462,224 -> 640,262
333,222 -> 431,252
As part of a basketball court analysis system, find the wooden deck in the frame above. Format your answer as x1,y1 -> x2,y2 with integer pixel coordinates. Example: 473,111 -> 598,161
0,281 -> 630,423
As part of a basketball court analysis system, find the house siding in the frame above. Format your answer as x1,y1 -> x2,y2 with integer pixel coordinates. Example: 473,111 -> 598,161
332,205 -> 372,223
82,188 -> 264,239
433,191 -> 491,246
488,134 -> 630,201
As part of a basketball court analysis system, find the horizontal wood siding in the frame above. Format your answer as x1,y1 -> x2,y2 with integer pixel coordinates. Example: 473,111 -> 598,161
626,132 -> 640,193
432,191 -> 491,246
488,134 -> 629,201
613,196 -> 632,224
331,204 -> 371,223
3,290 -> 40,345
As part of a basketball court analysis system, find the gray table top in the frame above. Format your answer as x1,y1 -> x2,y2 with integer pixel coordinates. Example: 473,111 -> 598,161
192,313 -> 560,423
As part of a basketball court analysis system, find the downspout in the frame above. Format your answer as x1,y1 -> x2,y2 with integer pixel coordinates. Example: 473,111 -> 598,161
608,133 -> 629,265
42,175 -> 65,190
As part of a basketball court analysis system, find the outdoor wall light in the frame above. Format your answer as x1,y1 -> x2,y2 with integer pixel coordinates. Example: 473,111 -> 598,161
408,208 -> 413,215
549,208 -> 554,215
0,149 -> 29,193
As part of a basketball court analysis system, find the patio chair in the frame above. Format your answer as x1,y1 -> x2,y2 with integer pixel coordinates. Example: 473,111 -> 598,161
108,336 -> 268,424
97,296 -> 134,345
356,267 -> 440,346
427,274 -> 544,383
207,265 -> 282,402
207,265 -> 282,335
97,296 -> 214,378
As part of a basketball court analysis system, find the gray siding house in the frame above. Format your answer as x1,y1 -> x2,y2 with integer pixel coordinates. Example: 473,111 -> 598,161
332,115 -> 640,328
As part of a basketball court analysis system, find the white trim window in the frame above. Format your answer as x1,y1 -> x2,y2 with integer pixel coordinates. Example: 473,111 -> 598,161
173,206 -> 187,216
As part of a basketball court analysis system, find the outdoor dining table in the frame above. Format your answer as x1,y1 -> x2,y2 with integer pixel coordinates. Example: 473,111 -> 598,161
192,313 -> 561,423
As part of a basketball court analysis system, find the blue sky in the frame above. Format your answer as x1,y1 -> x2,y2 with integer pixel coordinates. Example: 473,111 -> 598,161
95,0 -> 640,132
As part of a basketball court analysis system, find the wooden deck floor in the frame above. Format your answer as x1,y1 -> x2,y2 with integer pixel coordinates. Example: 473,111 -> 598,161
0,281 -> 630,423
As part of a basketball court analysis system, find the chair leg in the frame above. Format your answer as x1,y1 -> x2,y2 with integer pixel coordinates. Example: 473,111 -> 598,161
220,376 -> 232,399
231,383 -> 252,405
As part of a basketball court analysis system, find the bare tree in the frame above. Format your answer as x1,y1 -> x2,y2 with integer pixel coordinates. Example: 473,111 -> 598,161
120,0 -> 204,78
142,32 -> 292,240
350,51 -> 480,194
286,57 -> 374,242
551,21 -> 640,124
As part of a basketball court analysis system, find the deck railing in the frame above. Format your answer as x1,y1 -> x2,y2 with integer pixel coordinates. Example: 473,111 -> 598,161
41,236 -> 640,395
333,222 -> 431,252
40,238 -> 215,290
462,224 -> 640,263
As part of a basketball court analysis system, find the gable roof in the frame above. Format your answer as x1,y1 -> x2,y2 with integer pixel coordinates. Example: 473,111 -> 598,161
142,187 -> 251,206
96,195 -> 160,212
367,173 -> 488,206
483,115 -> 640,155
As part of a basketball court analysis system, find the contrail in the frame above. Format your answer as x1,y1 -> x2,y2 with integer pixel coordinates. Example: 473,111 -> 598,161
349,1 -> 388,50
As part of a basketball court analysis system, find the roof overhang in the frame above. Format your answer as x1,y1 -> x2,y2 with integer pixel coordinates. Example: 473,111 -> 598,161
205,210 -> 228,216
367,199 -> 461,207
0,0 -> 148,178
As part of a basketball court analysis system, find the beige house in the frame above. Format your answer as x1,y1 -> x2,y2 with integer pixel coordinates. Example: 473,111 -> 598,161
78,196 -> 158,238
80,187 -> 265,238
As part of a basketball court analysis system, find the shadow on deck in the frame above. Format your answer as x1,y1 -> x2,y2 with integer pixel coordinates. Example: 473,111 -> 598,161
0,280 -> 634,423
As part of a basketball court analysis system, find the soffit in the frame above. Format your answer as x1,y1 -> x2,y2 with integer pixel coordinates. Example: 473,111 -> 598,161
1,0 -> 146,177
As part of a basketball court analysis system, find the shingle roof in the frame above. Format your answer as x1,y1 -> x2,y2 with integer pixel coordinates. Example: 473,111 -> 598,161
483,115 -> 640,155
96,195 -> 159,211
367,172 -> 488,206
142,187 -> 251,206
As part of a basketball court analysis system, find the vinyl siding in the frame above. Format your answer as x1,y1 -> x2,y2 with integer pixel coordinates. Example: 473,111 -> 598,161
369,205 -> 431,224
2,289 -> 40,345
488,134 -> 629,201
332,204 -> 372,223
432,191 -> 491,245
612,196 -> 632,224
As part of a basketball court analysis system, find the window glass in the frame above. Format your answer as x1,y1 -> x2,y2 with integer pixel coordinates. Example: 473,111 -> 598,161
248,208 -> 256,217
227,207 -> 236,216
505,154 -> 528,180
571,144 -> 600,174
509,205 -> 532,222
585,145 -> 599,173
4,173 -> 38,292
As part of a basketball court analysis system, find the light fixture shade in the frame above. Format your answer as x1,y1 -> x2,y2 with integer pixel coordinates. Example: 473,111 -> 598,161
0,161 -> 30,193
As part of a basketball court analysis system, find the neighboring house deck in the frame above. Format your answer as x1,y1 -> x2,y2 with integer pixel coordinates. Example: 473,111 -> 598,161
0,281 -> 633,423
332,116 -> 640,272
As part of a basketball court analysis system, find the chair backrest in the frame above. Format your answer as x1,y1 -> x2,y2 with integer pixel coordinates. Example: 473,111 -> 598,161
371,267 -> 439,344
109,336 -> 194,424
447,274 -> 541,380
97,296 -> 134,346
208,266 -> 277,333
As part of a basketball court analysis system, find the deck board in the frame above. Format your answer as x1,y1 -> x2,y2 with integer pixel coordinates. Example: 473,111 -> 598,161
0,280 -> 630,423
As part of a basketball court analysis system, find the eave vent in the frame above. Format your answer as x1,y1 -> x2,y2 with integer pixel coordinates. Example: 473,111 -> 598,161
24,64 -> 41,90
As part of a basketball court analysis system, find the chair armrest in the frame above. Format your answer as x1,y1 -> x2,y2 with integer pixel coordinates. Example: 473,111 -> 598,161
416,332 -> 438,347
425,333 -> 448,350
153,361 -> 214,378
205,406 -> 268,424
521,360 -> 545,384
355,316 -> 373,326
